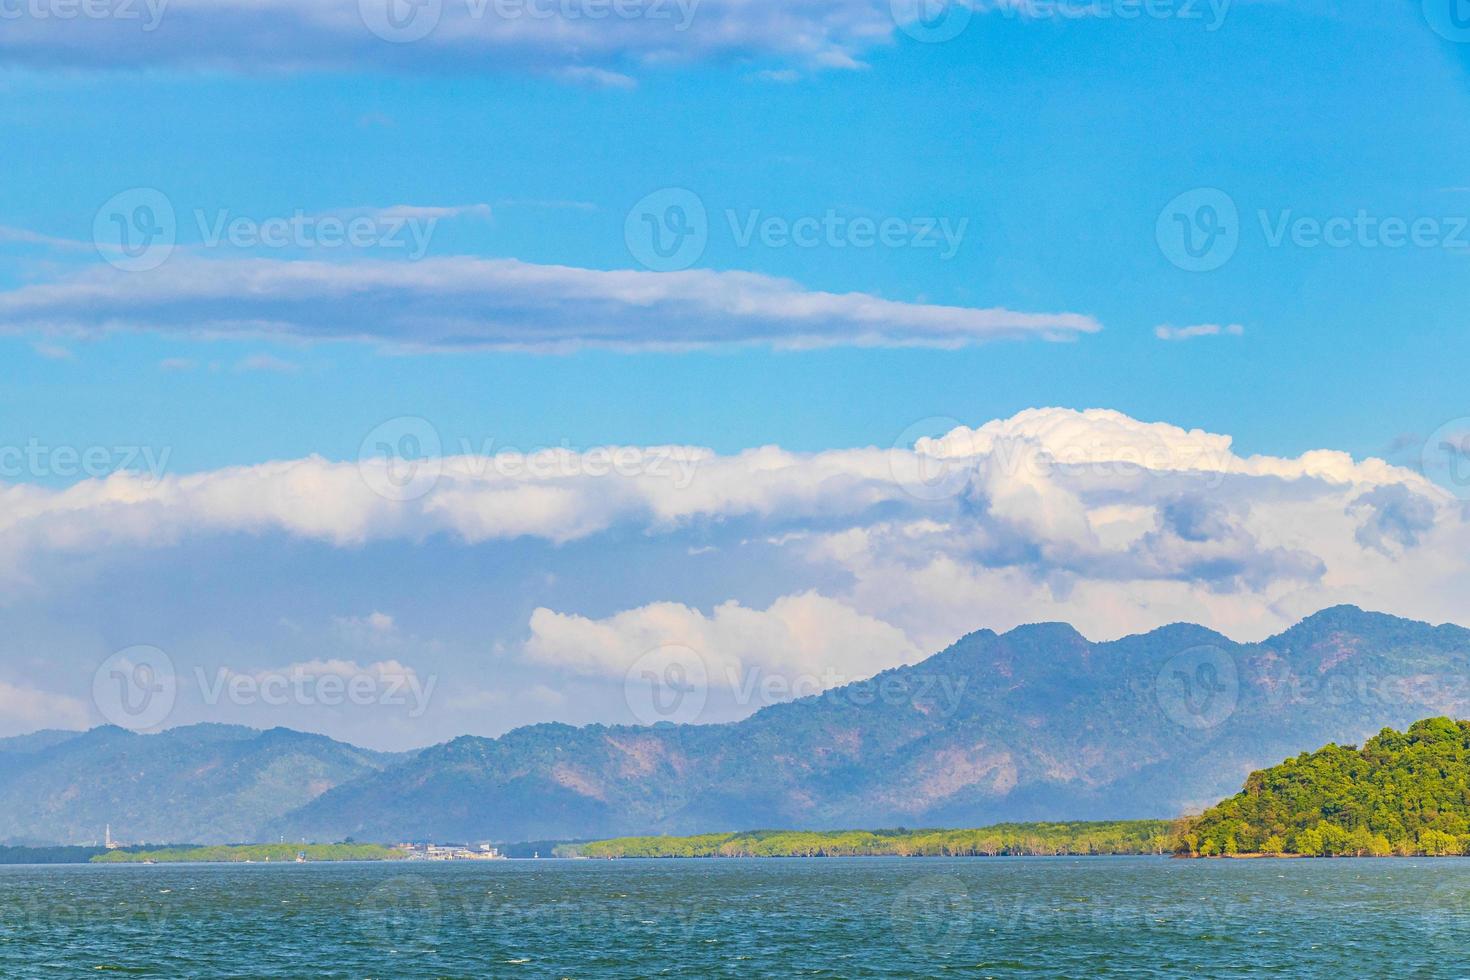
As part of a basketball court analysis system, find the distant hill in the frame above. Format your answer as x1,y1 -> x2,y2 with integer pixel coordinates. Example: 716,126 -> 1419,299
1184,717 -> 1470,857
0,724 -> 401,845
10,607 -> 1470,846
275,606 -> 1470,843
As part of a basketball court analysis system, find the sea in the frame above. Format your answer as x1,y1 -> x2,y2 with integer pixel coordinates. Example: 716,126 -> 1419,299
2,856 -> 1469,977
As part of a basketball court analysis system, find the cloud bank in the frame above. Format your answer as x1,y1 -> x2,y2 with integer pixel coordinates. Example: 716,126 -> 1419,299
0,407 -> 1463,649
5,406 -> 1469,736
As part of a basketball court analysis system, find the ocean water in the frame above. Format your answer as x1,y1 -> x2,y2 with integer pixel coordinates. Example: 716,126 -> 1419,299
3,856 -> 1470,977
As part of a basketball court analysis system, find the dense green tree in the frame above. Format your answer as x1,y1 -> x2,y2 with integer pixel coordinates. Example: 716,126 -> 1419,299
1184,718 -> 1470,857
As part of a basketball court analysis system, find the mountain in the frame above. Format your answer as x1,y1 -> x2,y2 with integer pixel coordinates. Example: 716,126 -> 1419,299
0,724 -> 401,845
10,607 -> 1470,845
1184,716 -> 1470,857
274,606 -> 1470,843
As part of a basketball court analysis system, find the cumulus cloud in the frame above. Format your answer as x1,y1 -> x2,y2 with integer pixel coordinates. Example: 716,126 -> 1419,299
525,592 -> 921,687
0,407 -> 1465,669
0,256 -> 1100,353
332,610 -> 399,642
1350,484 -> 1439,555
210,657 -> 436,718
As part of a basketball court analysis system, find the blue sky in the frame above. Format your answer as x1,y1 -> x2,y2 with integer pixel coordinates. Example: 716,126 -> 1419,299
1,0 -> 1469,748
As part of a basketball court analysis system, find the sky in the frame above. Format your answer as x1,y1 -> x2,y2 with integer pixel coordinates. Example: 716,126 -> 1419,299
0,0 -> 1468,748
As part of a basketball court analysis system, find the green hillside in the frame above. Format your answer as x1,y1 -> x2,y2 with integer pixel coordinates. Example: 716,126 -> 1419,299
0,724 -> 402,845
1183,717 -> 1470,856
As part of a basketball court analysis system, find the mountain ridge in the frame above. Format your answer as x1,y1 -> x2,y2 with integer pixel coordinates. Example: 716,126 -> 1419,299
274,605 -> 1470,842
7,606 -> 1470,845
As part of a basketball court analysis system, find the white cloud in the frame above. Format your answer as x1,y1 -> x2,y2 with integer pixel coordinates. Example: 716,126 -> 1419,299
0,0 -> 912,75
1154,323 -> 1245,341
331,611 -> 399,643
0,256 -> 1101,353
235,353 -> 301,373
31,342 -> 75,360
525,592 -> 920,687
0,680 -> 89,736
225,657 -> 415,684
554,66 -> 639,89
369,204 -> 493,222
0,407 -> 1464,670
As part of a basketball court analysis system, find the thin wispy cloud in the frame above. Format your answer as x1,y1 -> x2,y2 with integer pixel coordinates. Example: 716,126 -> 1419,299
31,342 -> 74,360
235,353 -> 302,373
0,256 -> 1102,353
1154,323 -> 1245,341
0,0 -> 913,75
0,408 -> 1462,677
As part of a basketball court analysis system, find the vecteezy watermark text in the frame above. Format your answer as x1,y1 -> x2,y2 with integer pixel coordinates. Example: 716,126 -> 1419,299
0,440 -> 170,484
0,0 -> 168,30
357,416 -> 704,502
1157,187 -> 1470,271
196,666 -> 435,718
726,209 -> 968,259
194,209 -> 439,259
92,646 -> 437,729
358,0 -> 700,44
890,0 -> 1229,45
623,644 -> 969,726
624,188 -> 970,271
94,189 -> 457,272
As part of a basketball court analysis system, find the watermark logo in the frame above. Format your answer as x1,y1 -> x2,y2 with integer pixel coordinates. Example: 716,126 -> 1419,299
890,875 -> 973,958
1159,190 -> 1469,269
358,416 -> 444,502
889,416 -> 977,502
1156,187 -> 1239,272
359,0 -> 443,41
1422,417 -> 1470,500
1154,644 -> 1238,729
625,188 -> 708,271
623,644 -> 709,725
360,0 -> 698,42
92,645 -> 177,730
890,0 -> 973,43
1424,0 -> 1470,43
94,188 -> 176,273
360,875 -> 442,950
